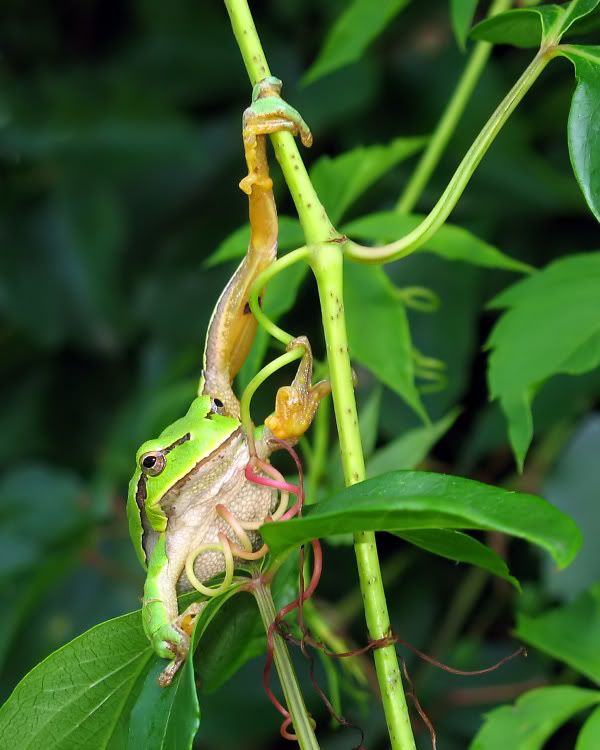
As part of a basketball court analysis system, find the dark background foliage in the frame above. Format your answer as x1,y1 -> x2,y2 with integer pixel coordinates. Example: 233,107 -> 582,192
0,1 -> 598,748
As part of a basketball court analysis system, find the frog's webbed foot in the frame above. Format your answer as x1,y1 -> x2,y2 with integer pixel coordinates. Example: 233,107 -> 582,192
240,76 -> 312,196
155,601 -> 206,687
264,336 -> 331,444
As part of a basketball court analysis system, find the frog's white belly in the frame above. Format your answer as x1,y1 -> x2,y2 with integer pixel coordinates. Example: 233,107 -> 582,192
159,430 -> 276,591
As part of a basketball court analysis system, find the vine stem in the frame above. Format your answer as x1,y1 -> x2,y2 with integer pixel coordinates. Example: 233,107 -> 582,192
224,0 -> 417,747
396,0 -> 513,214
347,47 -> 551,264
253,581 -> 320,750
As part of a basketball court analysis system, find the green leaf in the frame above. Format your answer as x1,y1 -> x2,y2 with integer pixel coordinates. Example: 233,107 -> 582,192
0,609 -> 153,749
194,594 -> 263,693
128,590 -> 240,749
470,0 -> 600,47
367,409 -> 459,476
451,0 -> 480,50
310,138 -> 426,224
128,660 -> 199,750
577,706 -> 600,749
344,261 -> 426,420
486,253 -> 600,468
559,45 -> 600,221
470,7 -> 562,47
344,211 -> 533,273
261,470 -> 582,569
204,216 -> 304,267
303,0 -> 411,84
469,686 -> 600,750
515,584 -> 600,684
396,529 -> 520,588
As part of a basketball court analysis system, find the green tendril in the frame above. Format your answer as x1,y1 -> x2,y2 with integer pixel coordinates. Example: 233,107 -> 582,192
395,286 -> 440,313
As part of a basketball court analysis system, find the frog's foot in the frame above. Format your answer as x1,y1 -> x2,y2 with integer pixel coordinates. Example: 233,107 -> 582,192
264,336 -> 331,442
150,621 -> 190,687
240,78 -> 312,195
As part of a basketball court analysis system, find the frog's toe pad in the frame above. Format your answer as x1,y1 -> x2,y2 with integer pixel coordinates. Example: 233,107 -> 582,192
152,623 -> 189,661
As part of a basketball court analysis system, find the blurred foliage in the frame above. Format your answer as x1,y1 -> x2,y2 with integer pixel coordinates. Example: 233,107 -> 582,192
0,0 -> 599,748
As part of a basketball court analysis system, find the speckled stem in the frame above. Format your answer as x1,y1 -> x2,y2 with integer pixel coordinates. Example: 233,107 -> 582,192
225,1 -> 417,746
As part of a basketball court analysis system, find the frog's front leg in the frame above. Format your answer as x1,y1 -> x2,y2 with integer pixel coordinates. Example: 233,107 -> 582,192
142,534 -> 205,686
262,336 -> 331,447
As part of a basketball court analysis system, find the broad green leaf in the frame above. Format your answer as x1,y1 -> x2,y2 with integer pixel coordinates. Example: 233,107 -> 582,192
128,590 -> 240,749
469,686 -> 600,750
396,529 -> 520,588
128,661 -> 199,750
486,253 -> 600,468
515,584 -> 600,684
261,470 -> 581,568
344,261 -> 426,420
304,0 -> 411,85
577,706 -> 600,749
204,216 -> 304,267
559,45 -> 600,221
470,7 -> 562,47
344,212 -> 533,273
367,409 -> 459,476
310,138 -> 426,224
451,0 -> 480,49
194,593 -> 263,694
0,608 -> 153,749
470,0 -> 600,47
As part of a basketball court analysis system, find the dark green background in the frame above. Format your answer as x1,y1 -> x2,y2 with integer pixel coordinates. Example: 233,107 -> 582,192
1,1 -> 598,748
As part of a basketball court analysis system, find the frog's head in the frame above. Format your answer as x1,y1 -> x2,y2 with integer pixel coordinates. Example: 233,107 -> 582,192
252,75 -> 283,103
126,395 -> 239,568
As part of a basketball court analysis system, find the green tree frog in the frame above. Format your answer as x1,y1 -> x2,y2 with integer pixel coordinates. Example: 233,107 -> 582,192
127,78 -> 329,686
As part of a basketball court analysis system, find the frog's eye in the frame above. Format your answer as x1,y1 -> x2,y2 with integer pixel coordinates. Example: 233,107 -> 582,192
210,398 -> 225,415
139,451 -> 166,476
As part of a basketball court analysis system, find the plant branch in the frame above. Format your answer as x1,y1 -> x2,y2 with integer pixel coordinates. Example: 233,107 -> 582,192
225,1 -> 418,746
396,0 -> 513,214
253,581 -> 319,750
347,48 -> 551,264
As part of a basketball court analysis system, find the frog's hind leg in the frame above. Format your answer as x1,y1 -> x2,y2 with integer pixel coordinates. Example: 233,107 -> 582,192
201,78 -> 312,418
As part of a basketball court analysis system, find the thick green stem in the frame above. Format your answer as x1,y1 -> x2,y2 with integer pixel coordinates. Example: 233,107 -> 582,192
225,1 -> 417,746
396,0 -> 512,214
347,49 -> 550,264
253,582 -> 319,750
311,247 -> 416,750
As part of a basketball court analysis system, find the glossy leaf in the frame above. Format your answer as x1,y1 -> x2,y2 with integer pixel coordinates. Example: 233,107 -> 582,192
204,216 -> 304,267
344,261 -> 426,420
0,608 -> 153,748
487,253 -> 600,468
451,0 -> 480,49
396,529 -> 519,588
304,0 -> 411,84
128,590 -> 240,749
560,45 -> 600,221
470,0 -> 600,47
344,211 -> 532,273
310,138 -> 425,224
577,706 -> 600,749
261,470 -> 581,568
515,584 -> 600,684
367,409 -> 459,476
469,686 -> 600,749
